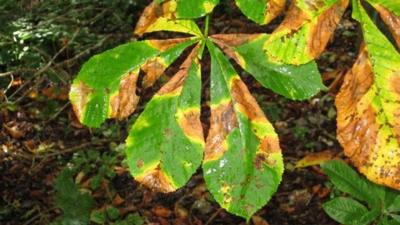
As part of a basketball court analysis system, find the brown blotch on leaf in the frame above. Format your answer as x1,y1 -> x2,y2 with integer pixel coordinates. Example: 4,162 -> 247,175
158,45 -> 200,96
211,34 -> 261,47
205,102 -> 237,161
71,80 -> 93,121
136,159 -> 144,168
142,58 -> 167,89
307,0 -> 349,58
231,78 -> 268,122
273,2 -> 311,34
375,5 -> 400,48
254,153 -> 267,170
336,45 -> 377,168
110,72 -> 140,120
136,167 -> 176,193
260,136 -> 280,154
179,110 -> 204,143
265,0 -> 286,24
211,34 -> 260,63
148,37 -> 191,52
134,1 -> 175,36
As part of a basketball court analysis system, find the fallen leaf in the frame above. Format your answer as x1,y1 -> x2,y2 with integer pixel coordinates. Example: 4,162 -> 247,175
295,150 -> 337,169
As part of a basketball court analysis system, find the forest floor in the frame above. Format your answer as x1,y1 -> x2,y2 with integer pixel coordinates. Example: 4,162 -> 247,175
1,1 -> 360,224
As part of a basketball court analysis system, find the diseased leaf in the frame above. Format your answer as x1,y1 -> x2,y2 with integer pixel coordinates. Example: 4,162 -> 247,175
211,33 -> 325,100
69,38 -> 197,127
264,0 -> 349,65
367,0 -> 400,48
134,1 -> 203,36
323,197 -> 378,225
203,41 -> 283,220
125,45 -> 204,192
336,0 -> 400,190
235,0 -> 285,25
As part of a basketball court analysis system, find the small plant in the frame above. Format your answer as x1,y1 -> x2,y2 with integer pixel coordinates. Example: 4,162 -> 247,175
52,169 -> 94,225
321,160 -> 400,225
69,0 -> 400,220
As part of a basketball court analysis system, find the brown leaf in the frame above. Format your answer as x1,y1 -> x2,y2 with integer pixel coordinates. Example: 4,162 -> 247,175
252,215 -> 270,225
152,206 -> 172,218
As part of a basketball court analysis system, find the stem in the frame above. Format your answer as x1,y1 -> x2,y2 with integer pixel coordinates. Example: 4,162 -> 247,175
204,14 -> 210,38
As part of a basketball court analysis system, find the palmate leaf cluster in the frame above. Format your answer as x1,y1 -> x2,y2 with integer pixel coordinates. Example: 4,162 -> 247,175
69,0 -> 400,220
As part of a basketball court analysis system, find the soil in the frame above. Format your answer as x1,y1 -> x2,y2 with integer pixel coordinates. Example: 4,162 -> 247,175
0,1 -> 361,224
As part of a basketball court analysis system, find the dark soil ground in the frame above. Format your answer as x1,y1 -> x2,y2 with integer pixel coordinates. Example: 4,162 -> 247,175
1,1 -> 361,224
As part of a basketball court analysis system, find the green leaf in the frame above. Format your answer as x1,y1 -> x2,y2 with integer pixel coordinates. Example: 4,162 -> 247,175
90,210 -> 106,224
125,213 -> 144,225
53,169 -> 94,225
106,206 -> 120,220
321,160 -> 380,206
175,0 -> 219,19
125,45 -> 204,192
392,214 -> 400,223
378,217 -> 400,225
134,1 -> 203,36
389,196 -> 400,212
235,0 -> 285,24
203,40 -> 284,220
264,0 -> 349,65
323,197 -> 379,225
69,38 -> 197,127
211,34 -> 325,100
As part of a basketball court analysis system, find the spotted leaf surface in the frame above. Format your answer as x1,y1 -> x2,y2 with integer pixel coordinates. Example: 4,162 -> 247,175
367,0 -> 400,48
69,38 -> 197,127
203,41 -> 284,220
125,45 -> 204,192
264,0 -> 349,65
336,0 -> 400,190
134,1 -> 203,37
211,33 -> 325,100
235,0 -> 285,25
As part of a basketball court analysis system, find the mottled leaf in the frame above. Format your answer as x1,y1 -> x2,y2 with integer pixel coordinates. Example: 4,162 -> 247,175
367,0 -> 400,48
211,33 -> 325,100
125,45 -> 204,192
134,1 -> 203,37
235,0 -> 285,25
264,0 -> 349,65
336,0 -> 400,190
203,41 -> 284,220
69,38 -> 197,127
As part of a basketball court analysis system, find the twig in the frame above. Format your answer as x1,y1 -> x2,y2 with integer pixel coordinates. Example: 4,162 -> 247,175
205,208 -> 222,225
56,35 -> 111,68
8,28 -> 81,101
43,102 -> 70,124
0,71 -> 14,77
